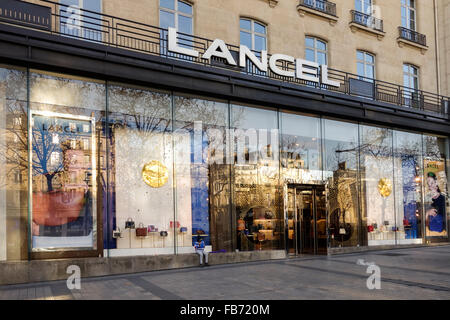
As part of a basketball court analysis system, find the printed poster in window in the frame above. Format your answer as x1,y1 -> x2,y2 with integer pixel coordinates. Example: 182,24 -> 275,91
424,159 -> 448,237
30,111 -> 97,251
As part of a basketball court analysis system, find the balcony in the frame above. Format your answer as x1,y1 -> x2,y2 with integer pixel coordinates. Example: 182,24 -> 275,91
349,10 -> 384,39
397,27 -> 427,53
297,0 -> 338,25
0,0 -> 448,118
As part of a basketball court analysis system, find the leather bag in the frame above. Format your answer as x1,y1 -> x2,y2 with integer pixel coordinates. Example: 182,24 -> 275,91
136,223 -> 148,237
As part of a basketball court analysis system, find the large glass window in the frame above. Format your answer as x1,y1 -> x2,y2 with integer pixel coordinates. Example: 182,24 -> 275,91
393,131 -> 423,244
108,84 -> 174,255
29,71 -> 106,257
231,104 -> 282,252
323,119 -> 362,247
401,0 -> 416,31
360,125 -> 396,246
2,66 -> 450,261
0,65 -> 28,261
173,95 -> 230,252
281,112 -> 322,184
423,135 -> 449,240
305,36 -> 327,66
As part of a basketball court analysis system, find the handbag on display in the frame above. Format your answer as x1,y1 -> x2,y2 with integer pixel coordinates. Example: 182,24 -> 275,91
257,232 -> 265,241
170,221 -> 180,229
368,225 -> 374,233
237,219 -> 245,231
112,227 -> 122,239
125,218 -> 135,229
329,208 -> 352,242
136,223 -> 148,237
148,225 -> 156,232
264,211 -> 274,219
180,227 -> 188,233
160,231 -> 168,237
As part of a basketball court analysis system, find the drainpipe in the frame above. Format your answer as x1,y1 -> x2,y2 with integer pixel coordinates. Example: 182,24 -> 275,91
434,0 -> 441,96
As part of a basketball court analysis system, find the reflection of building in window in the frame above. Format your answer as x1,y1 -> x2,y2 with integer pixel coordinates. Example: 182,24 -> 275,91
52,134 -> 59,144
50,152 -> 60,166
13,117 -> 22,126
70,139 -> 77,149
14,170 -> 22,184
83,138 -> 89,150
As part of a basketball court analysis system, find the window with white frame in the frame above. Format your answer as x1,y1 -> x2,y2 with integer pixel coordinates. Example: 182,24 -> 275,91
357,51 -> 375,82
305,36 -> 327,65
240,18 -> 267,74
403,64 -> 419,90
240,18 -> 267,53
355,0 -> 372,14
403,64 -> 420,106
160,0 -> 193,55
401,0 -> 416,31
159,0 -> 193,34
60,0 -> 102,41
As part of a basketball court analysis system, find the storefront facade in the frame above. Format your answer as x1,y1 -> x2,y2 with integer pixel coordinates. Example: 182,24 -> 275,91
0,0 -> 449,263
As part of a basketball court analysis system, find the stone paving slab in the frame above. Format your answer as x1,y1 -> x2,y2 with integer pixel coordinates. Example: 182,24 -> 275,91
0,245 -> 449,300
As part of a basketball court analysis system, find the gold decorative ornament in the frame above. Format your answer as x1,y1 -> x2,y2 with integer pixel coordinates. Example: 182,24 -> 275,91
378,178 -> 392,198
142,160 -> 169,188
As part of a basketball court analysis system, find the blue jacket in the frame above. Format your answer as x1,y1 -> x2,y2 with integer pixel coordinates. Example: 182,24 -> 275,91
195,240 -> 205,250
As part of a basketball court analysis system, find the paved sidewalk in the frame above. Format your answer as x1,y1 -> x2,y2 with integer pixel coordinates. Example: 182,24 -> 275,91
1,246 -> 449,300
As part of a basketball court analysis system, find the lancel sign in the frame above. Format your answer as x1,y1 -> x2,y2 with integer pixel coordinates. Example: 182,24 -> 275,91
168,27 -> 340,88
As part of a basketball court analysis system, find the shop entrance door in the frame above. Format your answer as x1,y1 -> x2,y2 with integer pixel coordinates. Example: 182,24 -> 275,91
286,185 -> 327,255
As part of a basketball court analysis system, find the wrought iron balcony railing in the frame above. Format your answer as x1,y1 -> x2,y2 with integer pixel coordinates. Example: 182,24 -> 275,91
298,0 -> 337,17
351,10 -> 383,32
398,27 -> 427,47
0,0 -> 447,117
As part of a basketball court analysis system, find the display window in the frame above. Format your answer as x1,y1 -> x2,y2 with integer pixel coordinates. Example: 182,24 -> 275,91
360,125 -> 396,246
231,104 -> 284,252
173,95 -> 230,253
393,131 -> 423,244
1,67 -> 449,260
0,65 -> 28,261
28,70 -> 106,257
107,83 -> 174,256
323,119 -> 362,248
423,135 -> 449,240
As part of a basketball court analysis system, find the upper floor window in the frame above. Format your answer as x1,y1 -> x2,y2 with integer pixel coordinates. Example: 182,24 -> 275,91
357,51 -> 375,82
60,0 -> 102,41
355,0 -> 372,14
403,64 -> 419,90
305,36 -> 327,65
160,0 -> 193,35
240,18 -> 267,53
401,0 -> 416,31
